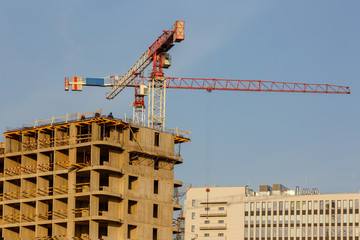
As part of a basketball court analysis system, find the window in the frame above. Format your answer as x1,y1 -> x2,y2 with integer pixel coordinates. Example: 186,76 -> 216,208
344,200 -> 348,210
192,212 -> 195,219
153,204 -> 158,218
314,200 -> 318,210
154,160 -> 159,170
204,220 -> 210,224
218,233 -> 224,237
154,132 -> 160,146
153,180 -> 159,194
192,199 -> 195,206
279,201 -> 283,211
219,207 -> 224,211
204,233 -> 209,237
129,127 -> 139,141
191,225 -> 195,232
128,175 -> 138,190
256,202 -> 260,211
205,207 -> 210,211
218,220 -> 224,224
285,201 -> 289,211
245,202 -> 249,211
262,202 -> 266,211
129,152 -> 138,165
267,202 -> 271,211
320,200 -> 324,210
152,228 -> 158,240
127,224 -> 137,239
128,200 -> 137,214
273,201 -> 277,211
326,200 -> 330,210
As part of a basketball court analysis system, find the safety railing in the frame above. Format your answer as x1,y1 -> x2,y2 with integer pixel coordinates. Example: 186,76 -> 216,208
0,185 -> 68,201
73,207 -> 90,218
74,182 -> 90,193
3,160 -> 70,176
33,109 -> 102,128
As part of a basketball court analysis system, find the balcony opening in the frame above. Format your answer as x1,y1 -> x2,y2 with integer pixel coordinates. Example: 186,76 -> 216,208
99,223 -> 108,239
128,200 -> 138,215
129,152 -> 138,165
75,222 -> 89,239
99,200 -> 109,216
100,147 -> 110,166
76,147 -> 91,166
153,204 -> 158,218
76,124 -> 92,143
128,175 -> 138,190
75,171 -> 90,193
99,173 -> 109,191
130,127 -> 139,141
127,224 -> 137,239
74,198 -> 90,218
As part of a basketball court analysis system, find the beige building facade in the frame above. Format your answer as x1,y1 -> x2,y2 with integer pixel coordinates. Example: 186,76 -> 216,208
0,114 -> 188,239
185,185 -> 360,240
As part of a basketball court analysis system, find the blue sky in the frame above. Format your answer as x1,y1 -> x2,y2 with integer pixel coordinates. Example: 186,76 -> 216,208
1,0 -> 359,193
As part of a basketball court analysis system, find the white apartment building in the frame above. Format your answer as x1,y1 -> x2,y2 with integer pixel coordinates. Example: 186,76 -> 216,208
184,184 -> 360,240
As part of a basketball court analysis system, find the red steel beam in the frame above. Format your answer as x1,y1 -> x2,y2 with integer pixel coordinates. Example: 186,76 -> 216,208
133,77 -> 350,94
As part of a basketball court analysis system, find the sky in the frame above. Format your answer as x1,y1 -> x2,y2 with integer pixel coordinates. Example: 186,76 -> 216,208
0,0 -> 359,194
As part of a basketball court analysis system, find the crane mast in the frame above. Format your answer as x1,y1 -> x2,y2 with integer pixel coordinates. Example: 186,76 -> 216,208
65,21 -> 350,131
103,21 -> 184,130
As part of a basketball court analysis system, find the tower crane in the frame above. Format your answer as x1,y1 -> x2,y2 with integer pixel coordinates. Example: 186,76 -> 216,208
65,21 -> 350,131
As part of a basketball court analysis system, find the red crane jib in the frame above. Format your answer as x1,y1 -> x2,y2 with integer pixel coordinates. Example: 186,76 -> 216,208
132,77 -> 350,94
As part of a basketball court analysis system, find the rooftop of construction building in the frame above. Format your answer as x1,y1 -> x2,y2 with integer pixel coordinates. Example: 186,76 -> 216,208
2,109 -> 191,144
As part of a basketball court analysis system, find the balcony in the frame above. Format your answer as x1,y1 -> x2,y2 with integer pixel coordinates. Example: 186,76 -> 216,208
200,210 -> 227,217
199,223 -> 227,230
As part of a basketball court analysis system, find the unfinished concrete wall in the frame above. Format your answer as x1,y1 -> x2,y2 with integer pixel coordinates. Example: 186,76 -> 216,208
0,117 -> 184,240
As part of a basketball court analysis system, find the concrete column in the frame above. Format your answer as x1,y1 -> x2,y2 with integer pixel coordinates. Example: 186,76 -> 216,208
67,147 -> 77,238
91,145 -> 100,166
91,122 -> 100,141
89,220 -> 99,239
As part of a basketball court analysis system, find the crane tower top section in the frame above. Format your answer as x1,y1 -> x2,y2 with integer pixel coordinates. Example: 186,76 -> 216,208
106,21 -> 184,100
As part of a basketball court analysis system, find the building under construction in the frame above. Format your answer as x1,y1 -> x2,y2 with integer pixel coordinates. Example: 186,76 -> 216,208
0,110 -> 189,239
